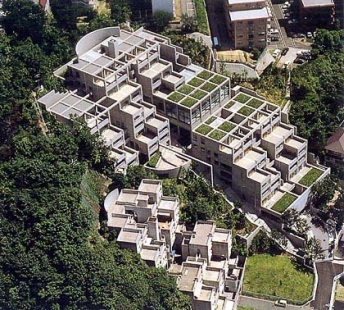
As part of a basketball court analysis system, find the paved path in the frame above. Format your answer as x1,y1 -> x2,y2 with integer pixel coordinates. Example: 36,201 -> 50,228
239,295 -> 312,310
311,261 -> 343,310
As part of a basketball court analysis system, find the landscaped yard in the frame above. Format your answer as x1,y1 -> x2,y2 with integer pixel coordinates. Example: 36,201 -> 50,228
243,254 -> 314,303
271,193 -> 297,213
298,168 -> 323,187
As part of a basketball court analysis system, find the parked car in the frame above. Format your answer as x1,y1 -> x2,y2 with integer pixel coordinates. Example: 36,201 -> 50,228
272,49 -> 281,58
294,58 -> 306,64
283,60 -> 291,68
271,36 -> 279,41
307,32 -> 313,38
281,47 -> 289,56
275,299 -> 287,308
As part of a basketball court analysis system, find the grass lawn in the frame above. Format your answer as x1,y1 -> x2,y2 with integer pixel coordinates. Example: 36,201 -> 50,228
146,152 -> 161,168
298,168 -> 323,187
218,121 -> 235,132
178,84 -> 194,95
205,116 -> 217,125
234,93 -> 251,103
180,97 -> 197,108
243,254 -> 314,302
198,70 -> 213,80
237,307 -> 255,310
238,106 -> 254,116
209,129 -> 226,141
196,124 -> 212,135
168,92 -> 185,103
271,193 -> 297,213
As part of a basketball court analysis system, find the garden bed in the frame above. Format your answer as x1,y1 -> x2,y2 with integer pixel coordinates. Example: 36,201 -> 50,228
195,124 -> 212,135
188,77 -> 204,87
146,151 -> 161,168
234,93 -> 250,103
238,106 -> 254,116
168,92 -> 185,103
201,82 -> 217,92
194,0 -> 210,35
210,75 -> 227,84
180,97 -> 197,108
247,98 -> 264,109
205,116 -> 217,125
191,89 -> 207,100
298,168 -> 323,187
178,84 -> 194,95
209,129 -> 226,141
271,193 -> 297,213
218,121 -> 235,133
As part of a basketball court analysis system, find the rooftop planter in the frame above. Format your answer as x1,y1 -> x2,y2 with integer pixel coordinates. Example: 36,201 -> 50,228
205,116 -> 217,125
210,74 -> 227,85
178,84 -> 195,95
188,77 -> 203,87
168,92 -> 185,103
298,168 -> 323,187
197,70 -> 213,80
225,100 -> 236,109
180,97 -> 197,108
238,106 -> 254,116
271,193 -> 297,213
146,151 -> 161,168
247,98 -> 264,109
234,93 -> 250,103
218,121 -> 235,132
195,124 -> 212,135
190,89 -> 207,100
201,82 -> 217,92
209,129 -> 226,141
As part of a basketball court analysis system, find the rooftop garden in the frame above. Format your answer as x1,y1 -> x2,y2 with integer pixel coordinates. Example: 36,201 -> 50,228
195,124 -> 212,135
210,75 -> 227,85
218,121 -> 236,133
238,106 -> 254,117
180,97 -> 197,108
234,93 -> 251,103
225,100 -> 236,109
271,193 -> 297,213
298,168 -> 323,187
178,84 -> 195,95
194,0 -> 210,35
197,70 -> 213,80
243,254 -> 314,303
201,82 -> 217,92
146,151 -> 161,168
209,129 -> 226,141
205,116 -> 216,125
190,89 -> 207,100
188,77 -> 203,87
168,92 -> 185,103
247,98 -> 264,109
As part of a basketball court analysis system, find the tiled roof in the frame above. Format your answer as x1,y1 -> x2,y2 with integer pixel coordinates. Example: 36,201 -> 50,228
325,126 -> 344,155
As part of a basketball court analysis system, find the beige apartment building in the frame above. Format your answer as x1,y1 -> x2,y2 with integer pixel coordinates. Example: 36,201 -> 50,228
224,0 -> 270,49
190,86 -> 330,215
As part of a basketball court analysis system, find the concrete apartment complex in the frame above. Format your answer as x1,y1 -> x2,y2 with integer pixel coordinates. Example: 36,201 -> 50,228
223,0 -> 270,50
105,180 -> 245,310
38,26 -> 328,217
190,86 -> 329,215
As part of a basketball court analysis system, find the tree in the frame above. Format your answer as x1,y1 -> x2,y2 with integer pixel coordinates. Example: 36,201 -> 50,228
181,13 -> 197,33
312,29 -> 344,54
305,237 -> 324,260
311,175 -> 336,212
109,0 -> 132,24
1,0 -> 47,44
151,10 -> 173,32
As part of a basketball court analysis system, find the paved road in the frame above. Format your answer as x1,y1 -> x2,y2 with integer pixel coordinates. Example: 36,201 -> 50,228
311,261 -> 343,310
239,295 -> 312,310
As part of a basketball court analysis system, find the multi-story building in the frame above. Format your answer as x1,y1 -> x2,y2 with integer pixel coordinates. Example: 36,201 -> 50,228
190,86 -> 330,215
324,122 -> 344,168
298,0 -> 335,29
170,220 -> 246,310
223,0 -> 270,50
105,179 -> 180,267
39,26 -> 328,215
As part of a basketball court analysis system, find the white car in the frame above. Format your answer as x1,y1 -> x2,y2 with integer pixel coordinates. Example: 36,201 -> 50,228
307,32 -> 313,38
275,299 -> 287,307
272,49 -> 281,58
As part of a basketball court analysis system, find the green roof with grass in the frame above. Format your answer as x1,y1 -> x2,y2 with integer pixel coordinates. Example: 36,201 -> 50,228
180,97 -> 197,108
195,124 -> 212,135
190,89 -> 207,100
168,92 -> 185,103
205,116 -> 217,125
178,84 -> 195,95
146,151 -> 161,168
234,93 -> 251,103
188,77 -> 203,87
209,129 -> 226,141
210,75 -> 227,85
298,168 -> 323,187
197,70 -> 213,80
271,193 -> 297,213
244,254 -> 314,303
247,98 -> 264,109
218,121 -> 236,133
238,106 -> 254,116
225,100 -> 236,109
201,82 -> 217,92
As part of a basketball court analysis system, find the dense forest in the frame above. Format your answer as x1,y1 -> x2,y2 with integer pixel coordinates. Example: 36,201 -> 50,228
0,0 -> 191,309
289,29 -> 344,156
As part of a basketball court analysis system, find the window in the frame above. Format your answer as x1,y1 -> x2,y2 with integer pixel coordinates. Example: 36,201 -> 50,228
193,135 -> 198,142
201,147 -> 205,152
178,108 -> 191,124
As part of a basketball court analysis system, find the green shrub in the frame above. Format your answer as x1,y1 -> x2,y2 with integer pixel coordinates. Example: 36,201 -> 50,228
194,0 -> 210,35
271,193 -> 297,213
146,152 -> 161,168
